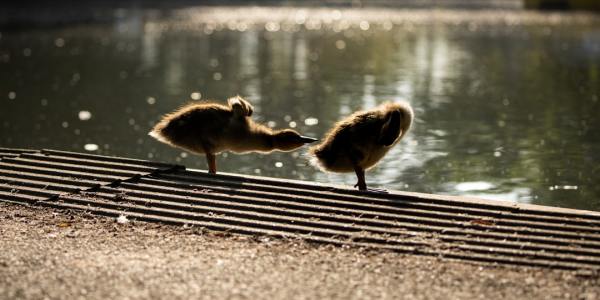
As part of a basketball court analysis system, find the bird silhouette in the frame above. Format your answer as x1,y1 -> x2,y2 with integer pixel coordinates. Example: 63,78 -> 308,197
150,96 -> 317,173
310,101 -> 413,190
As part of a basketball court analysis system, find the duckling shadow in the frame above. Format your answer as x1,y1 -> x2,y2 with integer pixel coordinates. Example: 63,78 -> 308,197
152,167 -> 425,214
154,169 -> 248,195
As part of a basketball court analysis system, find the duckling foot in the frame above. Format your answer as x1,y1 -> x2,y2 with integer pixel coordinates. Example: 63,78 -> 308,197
206,153 -> 217,174
353,182 -> 388,193
353,165 -> 367,191
365,187 -> 389,194
354,181 -> 367,191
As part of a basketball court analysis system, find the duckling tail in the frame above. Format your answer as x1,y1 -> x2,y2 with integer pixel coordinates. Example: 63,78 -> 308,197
148,129 -> 171,145
308,151 -> 326,171
229,96 -> 254,117
308,145 -> 332,171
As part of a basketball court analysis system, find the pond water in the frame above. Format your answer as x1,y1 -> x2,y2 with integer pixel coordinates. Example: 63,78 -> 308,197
1,6 -> 599,211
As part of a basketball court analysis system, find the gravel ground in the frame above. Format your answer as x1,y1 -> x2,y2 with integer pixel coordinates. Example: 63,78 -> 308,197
0,203 -> 598,300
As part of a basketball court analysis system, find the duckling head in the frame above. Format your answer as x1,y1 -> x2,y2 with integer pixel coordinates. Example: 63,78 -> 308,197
385,101 -> 414,141
272,129 -> 318,151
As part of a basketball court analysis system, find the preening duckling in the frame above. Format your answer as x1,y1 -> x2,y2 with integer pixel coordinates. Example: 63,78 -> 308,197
309,101 -> 413,191
149,96 -> 317,173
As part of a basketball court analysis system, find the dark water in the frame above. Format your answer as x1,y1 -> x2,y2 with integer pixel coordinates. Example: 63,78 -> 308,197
1,7 -> 599,211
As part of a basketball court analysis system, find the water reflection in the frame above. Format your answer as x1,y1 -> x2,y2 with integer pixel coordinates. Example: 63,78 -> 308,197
1,7 -> 600,211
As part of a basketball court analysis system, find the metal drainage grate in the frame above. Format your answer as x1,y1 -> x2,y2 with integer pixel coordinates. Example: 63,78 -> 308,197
1,148 -> 599,270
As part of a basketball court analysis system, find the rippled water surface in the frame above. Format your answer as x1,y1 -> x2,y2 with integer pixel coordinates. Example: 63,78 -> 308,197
1,6 -> 599,210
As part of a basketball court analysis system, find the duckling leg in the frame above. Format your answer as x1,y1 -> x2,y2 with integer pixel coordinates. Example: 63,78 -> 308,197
206,153 -> 217,174
346,148 -> 367,190
353,165 -> 367,191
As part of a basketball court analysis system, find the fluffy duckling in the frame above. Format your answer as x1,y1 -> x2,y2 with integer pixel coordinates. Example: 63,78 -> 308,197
149,96 -> 317,174
310,101 -> 413,191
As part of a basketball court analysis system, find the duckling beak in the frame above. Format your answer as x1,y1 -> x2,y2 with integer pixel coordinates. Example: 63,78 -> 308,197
299,136 -> 318,143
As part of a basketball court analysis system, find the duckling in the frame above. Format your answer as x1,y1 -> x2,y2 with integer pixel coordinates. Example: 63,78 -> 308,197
149,96 -> 317,174
309,101 -> 413,191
